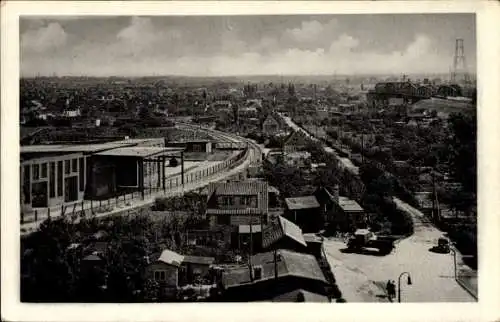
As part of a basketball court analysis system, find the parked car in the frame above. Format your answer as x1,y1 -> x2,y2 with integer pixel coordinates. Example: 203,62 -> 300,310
346,229 -> 394,255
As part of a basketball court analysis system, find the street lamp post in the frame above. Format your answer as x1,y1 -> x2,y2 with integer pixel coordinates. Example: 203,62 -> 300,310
397,271 -> 413,303
449,248 -> 457,280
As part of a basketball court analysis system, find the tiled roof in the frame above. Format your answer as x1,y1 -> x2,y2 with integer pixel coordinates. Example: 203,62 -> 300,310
338,196 -> 363,212
208,181 -> 268,196
222,249 -> 327,288
157,249 -> 184,267
206,208 -> 265,215
285,196 -> 320,210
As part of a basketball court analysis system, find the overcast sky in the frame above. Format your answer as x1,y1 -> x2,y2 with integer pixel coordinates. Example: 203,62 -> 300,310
20,14 -> 476,77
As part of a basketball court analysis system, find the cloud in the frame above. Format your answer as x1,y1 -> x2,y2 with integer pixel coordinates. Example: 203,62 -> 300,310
285,19 -> 338,43
19,16 -> 451,77
329,34 -> 360,53
21,22 -> 68,53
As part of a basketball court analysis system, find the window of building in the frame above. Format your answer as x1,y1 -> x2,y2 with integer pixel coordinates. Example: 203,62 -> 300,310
79,158 -> 85,192
49,162 -> 55,198
72,159 -> 78,173
253,265 -> 263,280
218,196 -> 233,207
57,161 -> 63,197
41,163 -> 47,178
154,270 -> 167,282
32,164 -> 40,181
250,196 -> 258,208
65,160 -> 70,175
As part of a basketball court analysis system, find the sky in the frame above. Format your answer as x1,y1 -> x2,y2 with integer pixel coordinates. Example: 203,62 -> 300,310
20,14 -> 476,77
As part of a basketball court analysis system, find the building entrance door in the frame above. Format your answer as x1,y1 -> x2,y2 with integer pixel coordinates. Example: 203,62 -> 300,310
31,181 -> 48,208
64,176 -> 78,202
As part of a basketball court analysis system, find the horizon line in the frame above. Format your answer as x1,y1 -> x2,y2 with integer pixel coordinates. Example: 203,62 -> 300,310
20,72 -> 476,79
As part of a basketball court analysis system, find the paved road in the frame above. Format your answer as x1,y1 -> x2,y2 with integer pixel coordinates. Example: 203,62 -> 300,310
279,113 -> 477,302
323,198 -> 476,303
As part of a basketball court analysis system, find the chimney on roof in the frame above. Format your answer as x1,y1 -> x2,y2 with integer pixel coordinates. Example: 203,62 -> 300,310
332,185 -> 340,204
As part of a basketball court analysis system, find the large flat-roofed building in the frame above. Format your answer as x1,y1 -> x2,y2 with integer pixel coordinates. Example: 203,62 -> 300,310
21,142 -> 131,213
20,139 -> 184,214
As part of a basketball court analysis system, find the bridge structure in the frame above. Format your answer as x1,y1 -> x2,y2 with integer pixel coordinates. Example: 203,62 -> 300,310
367,82 -> 465,107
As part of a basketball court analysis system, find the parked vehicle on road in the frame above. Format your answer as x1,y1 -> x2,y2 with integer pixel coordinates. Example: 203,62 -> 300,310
346,229 -> 394,255
431,237 -> 451,254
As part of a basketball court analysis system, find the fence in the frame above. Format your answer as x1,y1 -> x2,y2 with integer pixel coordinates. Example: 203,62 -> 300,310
21,147 -> 251,228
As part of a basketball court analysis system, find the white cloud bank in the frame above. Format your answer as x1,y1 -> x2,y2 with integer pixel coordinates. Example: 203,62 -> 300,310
21,18 -> 455,77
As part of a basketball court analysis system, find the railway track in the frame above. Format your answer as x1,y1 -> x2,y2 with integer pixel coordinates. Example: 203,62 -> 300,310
21,125 -> 262,235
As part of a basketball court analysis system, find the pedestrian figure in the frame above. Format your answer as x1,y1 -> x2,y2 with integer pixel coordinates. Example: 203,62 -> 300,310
386,280 -> 396,302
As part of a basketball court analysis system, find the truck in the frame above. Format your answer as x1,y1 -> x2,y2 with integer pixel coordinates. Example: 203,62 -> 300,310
346,229 -> 394,255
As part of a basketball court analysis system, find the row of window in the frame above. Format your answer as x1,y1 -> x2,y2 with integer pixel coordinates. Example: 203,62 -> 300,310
217,195 -> 258,208
154,270 -> 167,282
216,215 -> 267,226
31,158 -> 80,181
23,157 -> 85,203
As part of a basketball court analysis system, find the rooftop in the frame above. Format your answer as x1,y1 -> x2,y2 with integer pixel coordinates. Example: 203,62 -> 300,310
285,196 -> 320,210
222,249 -> 327,288
157,249 -> 184,267
338,196 -> 364,212
303,233 -> 324,244
21,141 -> 133,154
262,216 -> 306,249
166,140 -> 213,144
278,216 -> 307,247
208,180 -> 268,196
95,146 -> 184,158
183,255 -> 215,265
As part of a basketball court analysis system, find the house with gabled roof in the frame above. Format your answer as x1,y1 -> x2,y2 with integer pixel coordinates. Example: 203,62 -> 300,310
205,180 -> 269,228
218,249 -> 331,302
145,249 -> 216,290
282,130 -> 311,154
262,114 -> 282,136
314,186 -> 366,232
283,195 -> 322,233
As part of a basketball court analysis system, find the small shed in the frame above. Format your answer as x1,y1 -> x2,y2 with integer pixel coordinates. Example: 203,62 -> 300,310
284,196 -> 322,233
145,249 -> 184,288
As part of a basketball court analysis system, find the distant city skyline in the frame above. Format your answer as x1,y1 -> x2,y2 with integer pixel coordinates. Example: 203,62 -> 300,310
20,14 -> 476,77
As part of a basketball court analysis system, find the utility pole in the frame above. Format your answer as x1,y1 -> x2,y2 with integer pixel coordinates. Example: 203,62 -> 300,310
361,132 -> 365,164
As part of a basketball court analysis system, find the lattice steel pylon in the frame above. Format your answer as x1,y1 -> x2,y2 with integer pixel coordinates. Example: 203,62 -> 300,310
451,38 -> 469,84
